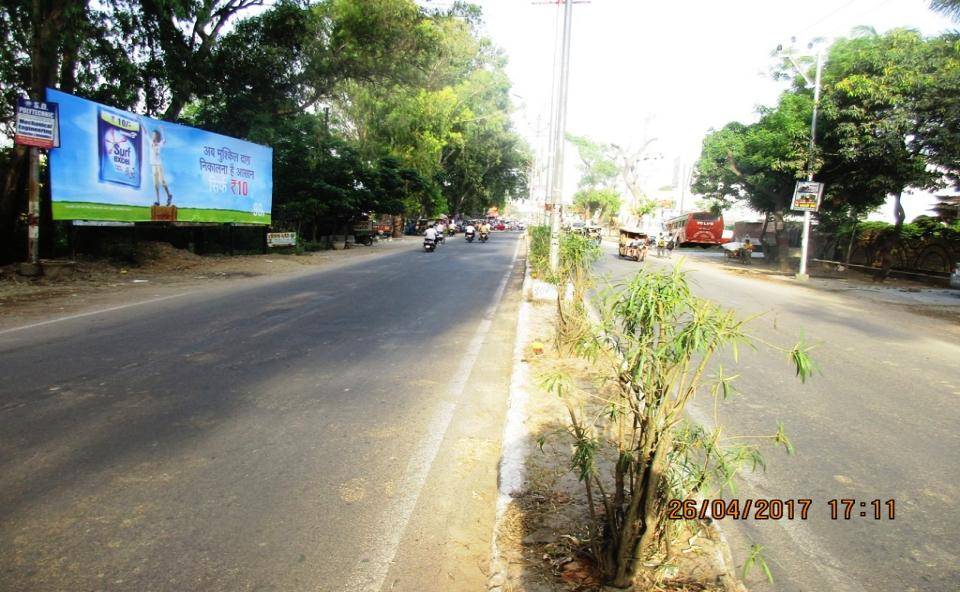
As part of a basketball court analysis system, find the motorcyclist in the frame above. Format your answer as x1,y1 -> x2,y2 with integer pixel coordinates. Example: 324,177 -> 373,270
434,222 -> 445,244
479,221 -> 491,237
424,224 -> 438,242
465,222 -> 476,239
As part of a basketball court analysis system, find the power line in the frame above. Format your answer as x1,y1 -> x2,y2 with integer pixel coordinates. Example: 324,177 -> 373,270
794,0 -> 861,36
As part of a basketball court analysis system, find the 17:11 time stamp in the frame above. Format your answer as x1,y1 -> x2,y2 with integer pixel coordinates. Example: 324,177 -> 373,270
829,499 -> 895,520
666,498 -> 896,521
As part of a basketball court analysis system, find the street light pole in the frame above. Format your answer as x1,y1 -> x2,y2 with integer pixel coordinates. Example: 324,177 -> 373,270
548,0 -> 573,273
797,47 -> 824,280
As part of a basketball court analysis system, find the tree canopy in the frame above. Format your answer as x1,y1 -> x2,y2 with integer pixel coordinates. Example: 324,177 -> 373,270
691,27 -> 960,275
0,0 -> 531,260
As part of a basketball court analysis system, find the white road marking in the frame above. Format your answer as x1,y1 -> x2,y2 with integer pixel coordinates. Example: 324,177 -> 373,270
344,237 -> 522,592
0,292 -> 195,336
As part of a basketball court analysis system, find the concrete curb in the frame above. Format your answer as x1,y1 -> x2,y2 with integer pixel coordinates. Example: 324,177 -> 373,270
488,240 -> 534,592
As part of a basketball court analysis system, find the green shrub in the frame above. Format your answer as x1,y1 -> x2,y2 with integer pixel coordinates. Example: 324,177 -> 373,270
542,265 -> 816,587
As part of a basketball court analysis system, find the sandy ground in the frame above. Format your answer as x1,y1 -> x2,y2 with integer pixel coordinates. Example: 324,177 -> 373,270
0,239 -> 413,327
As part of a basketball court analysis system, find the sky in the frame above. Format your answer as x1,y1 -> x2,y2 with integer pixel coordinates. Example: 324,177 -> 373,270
451,0 -> 957,222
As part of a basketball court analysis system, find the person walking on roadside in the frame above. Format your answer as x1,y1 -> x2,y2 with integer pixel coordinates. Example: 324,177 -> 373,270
741,238 -> 753,265
666,236 -> 675,259
656,234 -> 666,258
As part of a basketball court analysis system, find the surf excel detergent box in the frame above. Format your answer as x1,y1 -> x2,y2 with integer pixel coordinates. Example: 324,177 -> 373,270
97,106 -> 142,188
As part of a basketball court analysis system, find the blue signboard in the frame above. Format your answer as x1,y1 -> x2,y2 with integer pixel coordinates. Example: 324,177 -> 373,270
47,88 -> 272,224
15,98 -> 59,148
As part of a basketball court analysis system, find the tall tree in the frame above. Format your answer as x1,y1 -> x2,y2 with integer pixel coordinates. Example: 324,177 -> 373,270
692,92 -> 811,271
135,0 -> 265,120
567,134 -> 618,190
572,187 -> 621,225
930,0 -> 960,21
819,29 -> 955,278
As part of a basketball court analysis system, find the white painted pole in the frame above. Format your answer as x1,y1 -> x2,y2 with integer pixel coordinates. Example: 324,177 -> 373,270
548,0 -> 573,273
797,48 -> 824,280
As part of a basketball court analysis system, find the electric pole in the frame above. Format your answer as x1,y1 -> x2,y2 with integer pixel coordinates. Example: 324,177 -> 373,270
547,0 -> 574,272
797,47 -> 824,280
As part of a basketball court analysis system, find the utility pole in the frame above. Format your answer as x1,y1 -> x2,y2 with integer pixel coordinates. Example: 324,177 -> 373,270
779,39 -> 825,280
797,47 -> 824,280
548,0 -> 574,272
27,147 -> 40,267
542,1 -> 562,230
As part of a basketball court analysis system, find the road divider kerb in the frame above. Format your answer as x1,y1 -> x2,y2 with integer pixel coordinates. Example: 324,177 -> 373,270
488,235 -> 536,592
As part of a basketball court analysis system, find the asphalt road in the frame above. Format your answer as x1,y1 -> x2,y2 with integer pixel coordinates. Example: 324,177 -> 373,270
0,233 -> 524,592
596,244 -> 960,592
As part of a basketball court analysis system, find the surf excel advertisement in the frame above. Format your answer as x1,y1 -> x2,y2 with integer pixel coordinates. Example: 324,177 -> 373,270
47,88 -> 273,224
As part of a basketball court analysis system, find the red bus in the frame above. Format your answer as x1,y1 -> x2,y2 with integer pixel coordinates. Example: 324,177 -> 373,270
664,212 -> 726,247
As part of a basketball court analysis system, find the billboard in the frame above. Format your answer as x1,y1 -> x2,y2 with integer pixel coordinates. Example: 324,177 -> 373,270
47,88 -> 272,224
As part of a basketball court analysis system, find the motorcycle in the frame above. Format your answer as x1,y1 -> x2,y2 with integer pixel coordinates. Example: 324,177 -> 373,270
479,231 -> 489,243
465,230 -> 475,243
435,231 -> 444,246
423,237 -> 437,252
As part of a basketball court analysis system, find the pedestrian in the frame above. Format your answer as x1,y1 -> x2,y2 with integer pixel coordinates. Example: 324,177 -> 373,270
666,237 -> 675,259
742,238 -> 753,265
656,235 -> 666,258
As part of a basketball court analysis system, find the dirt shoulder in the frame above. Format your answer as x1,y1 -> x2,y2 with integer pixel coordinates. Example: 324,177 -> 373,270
0,239 -> 413,329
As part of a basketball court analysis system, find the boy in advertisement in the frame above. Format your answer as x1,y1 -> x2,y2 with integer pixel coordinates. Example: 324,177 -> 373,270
150,128 -> 174,206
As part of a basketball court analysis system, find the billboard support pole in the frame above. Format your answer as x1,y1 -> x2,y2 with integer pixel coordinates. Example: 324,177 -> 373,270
26,146 -> 41,270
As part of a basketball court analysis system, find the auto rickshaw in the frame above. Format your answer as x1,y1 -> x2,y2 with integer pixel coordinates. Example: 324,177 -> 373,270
618,227 -> 649,261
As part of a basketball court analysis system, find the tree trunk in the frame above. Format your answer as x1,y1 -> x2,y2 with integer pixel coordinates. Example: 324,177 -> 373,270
844,216 -> 858,267
625,431 -> 674,585
0,147 -> 29,263
773,210 -> 791,272
758,211 -> 770,259
163,87 -> 190,121
0,0 -> 69,263
877,191 -> 905,282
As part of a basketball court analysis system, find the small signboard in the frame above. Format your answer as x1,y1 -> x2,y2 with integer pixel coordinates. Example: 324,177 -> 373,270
791,181 -> 824,212
267,232 -> 297,247
14,98 -> 59,148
